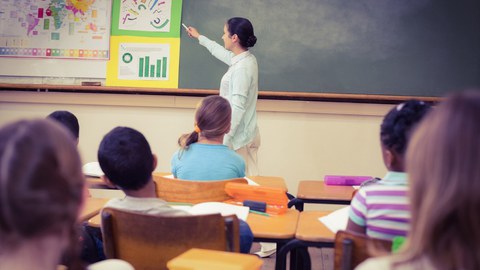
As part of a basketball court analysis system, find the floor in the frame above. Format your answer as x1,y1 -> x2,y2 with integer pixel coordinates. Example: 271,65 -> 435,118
251,243 -> 334,270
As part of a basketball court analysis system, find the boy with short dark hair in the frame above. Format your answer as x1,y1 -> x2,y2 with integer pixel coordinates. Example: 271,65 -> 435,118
98,126 -> 253,253
47,110 -> 80,144
98,126 -> 185,216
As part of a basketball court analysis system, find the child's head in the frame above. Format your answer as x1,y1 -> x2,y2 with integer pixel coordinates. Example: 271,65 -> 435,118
98,127 -> 155,191
47,110 -> 80,142
178,95 -> 232,148
0,119 -> 84,252
380,100 -> 431,171
403,90 -> 480,269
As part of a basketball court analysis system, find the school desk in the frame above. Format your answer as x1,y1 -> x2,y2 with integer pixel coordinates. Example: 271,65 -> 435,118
86,176 -> 114,189
276,211 -> 335,270
80,197 -> 109,222
248,176 -> 288,191
293,181 -> 355,211
86,176 -> 293,266
88,205 -> 299,268
86,175 -> 289,228
248,208 -> 300,269
88,206 -> 299,237
167,248 -> 263,270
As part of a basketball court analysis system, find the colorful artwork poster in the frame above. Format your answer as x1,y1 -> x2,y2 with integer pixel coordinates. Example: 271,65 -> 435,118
106,36 -> 180,88
0,0 -> 111,59
111,0 -> 182,37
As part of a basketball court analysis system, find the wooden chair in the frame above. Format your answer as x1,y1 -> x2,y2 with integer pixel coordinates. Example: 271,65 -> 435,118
334,230 -> 392,270
101,207 -> 240,270
153,175 -> 247,204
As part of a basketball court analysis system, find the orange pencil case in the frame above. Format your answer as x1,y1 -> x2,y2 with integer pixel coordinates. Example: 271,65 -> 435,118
224,183 -> 289,215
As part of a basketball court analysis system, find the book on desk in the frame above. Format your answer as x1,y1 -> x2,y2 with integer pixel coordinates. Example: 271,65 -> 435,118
171,202 -> 250,221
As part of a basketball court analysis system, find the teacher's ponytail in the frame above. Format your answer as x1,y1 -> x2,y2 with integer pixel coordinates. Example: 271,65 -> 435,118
246,35 -> 257,47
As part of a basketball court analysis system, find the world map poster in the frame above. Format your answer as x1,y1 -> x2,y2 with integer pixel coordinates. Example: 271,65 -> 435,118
0,0 -> 111,60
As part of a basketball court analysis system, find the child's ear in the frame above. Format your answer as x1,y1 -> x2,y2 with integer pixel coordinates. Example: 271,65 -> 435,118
101,175 -> 116,188
384,149 -> 395,170
152,154 -> 158,172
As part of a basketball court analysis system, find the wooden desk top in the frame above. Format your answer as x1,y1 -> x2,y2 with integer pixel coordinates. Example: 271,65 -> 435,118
80,197 -> 109,222
87,175 -> 292,238
247,209 -> 299,239
167,248 -> 263,269
248,175 -> 287,191
89,207 -> 300,240
295,211 -> 335,242
297,180 -> 354,202
86,176 -> 114,189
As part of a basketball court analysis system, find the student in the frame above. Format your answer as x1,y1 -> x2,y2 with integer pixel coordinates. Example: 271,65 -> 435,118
185,17 -> 260,176
171,95 -> 246,180
357,90 -> 480,269
347,100 -> 431,240
0,119 -> 132,270
98,126 -> 253,253
99,127 -> 187,216
47,110 -> 80,144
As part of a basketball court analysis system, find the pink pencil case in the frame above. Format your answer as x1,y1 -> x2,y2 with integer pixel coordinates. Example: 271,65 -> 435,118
324,175 -> 373,186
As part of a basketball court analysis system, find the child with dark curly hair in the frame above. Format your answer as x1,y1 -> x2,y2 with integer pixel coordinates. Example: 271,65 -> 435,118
346,100 -> 431,240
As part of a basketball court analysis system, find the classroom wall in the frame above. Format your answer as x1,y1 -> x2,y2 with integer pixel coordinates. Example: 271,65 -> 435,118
0,91 -> 392,202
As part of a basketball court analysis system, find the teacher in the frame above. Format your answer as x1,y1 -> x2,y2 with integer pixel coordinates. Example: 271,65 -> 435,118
185,17 -> 260,176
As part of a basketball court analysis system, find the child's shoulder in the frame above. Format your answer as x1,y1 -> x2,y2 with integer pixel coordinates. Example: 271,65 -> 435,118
359,180 -> 409,198
360,177 -> 382,188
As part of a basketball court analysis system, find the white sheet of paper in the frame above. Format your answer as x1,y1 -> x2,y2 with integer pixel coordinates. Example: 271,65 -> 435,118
244,177 -> 259,186
187,202 -> 249,221
319,206 -> 350,233
83,162 -> 104,177
170,205 -> 193,212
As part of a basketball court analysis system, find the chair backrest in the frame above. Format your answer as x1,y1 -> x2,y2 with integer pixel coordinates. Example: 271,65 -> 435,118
101,207 -> 240,270
333,230 -> 392,270
153,175 -> 248,204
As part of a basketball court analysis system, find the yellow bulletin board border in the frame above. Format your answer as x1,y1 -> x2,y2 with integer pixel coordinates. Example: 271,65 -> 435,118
106,36 -> 180,88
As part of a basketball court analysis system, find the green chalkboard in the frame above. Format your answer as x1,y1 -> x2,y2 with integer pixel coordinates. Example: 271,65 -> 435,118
179,0 -> 480,97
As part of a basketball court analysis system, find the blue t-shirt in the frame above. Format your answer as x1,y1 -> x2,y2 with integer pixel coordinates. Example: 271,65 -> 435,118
171,143 -> 246,180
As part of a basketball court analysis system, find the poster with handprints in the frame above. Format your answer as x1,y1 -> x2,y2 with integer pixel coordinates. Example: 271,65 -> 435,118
111,0 -> 182,37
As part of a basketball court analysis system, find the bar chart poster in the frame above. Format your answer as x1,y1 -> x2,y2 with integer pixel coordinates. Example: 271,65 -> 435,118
106,36 -> 180,88
111,0 -> 182,38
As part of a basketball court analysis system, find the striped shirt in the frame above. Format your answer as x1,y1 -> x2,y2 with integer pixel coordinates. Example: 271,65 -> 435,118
348,171 -> 410,240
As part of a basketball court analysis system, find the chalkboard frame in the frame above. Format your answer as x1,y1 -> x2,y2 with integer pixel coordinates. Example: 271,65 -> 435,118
0,83 -> 441,104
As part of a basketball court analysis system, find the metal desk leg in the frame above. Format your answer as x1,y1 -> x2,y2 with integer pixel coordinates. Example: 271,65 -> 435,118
276,239 -> 310,270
